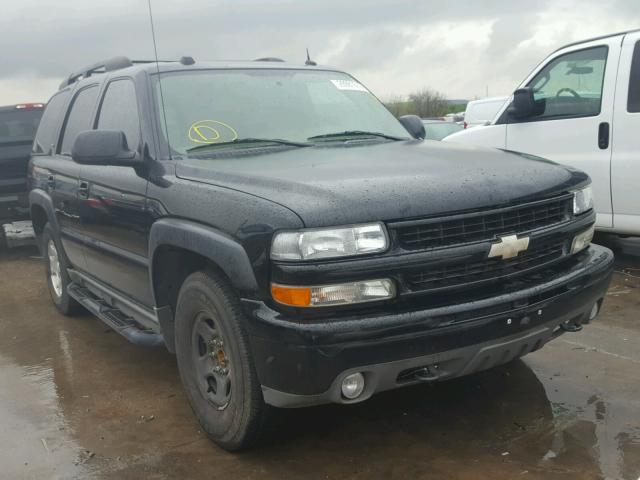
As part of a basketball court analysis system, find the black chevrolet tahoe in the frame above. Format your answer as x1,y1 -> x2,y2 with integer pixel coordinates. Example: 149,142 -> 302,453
28,56 -> 614,450
0,103 -> 44,218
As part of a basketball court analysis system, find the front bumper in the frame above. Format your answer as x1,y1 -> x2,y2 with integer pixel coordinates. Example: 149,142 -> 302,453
242,244 -> 614,408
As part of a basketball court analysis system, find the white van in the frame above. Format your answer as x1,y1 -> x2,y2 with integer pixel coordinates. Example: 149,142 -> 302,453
445,29 -> 640,235
463,96 -> 509,128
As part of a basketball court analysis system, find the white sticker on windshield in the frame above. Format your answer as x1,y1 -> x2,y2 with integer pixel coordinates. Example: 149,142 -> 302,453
330,79 -> 369,92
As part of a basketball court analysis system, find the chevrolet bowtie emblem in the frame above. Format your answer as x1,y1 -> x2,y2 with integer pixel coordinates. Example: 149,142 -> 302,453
488,234 -> 530,260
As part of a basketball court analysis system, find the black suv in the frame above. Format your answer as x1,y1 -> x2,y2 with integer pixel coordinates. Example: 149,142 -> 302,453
0,103 -> 44,218
29,56 -> 613,450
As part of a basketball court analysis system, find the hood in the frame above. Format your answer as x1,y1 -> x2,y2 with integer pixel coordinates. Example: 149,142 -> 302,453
175,140 -> 588,227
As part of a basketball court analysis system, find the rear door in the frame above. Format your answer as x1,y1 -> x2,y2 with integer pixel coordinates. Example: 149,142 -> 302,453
53,84 -> 101,269
504,38 -> 621,229
610,32 -> 640,234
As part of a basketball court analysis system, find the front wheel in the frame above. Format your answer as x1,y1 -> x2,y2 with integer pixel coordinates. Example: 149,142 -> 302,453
41,223 -> 81,315
174,270 -> 268,451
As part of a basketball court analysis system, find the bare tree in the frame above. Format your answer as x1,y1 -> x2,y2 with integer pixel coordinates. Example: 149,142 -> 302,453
382,94 -> 409,117
408,88 -> 448,118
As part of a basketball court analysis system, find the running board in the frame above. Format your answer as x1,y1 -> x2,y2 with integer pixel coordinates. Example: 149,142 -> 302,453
67,282 -> 165,347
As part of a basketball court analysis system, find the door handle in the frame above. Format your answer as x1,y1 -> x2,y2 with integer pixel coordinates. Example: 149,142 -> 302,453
47,175 -> 55,189
78,181 -> 89,198
598,122 -> 610,149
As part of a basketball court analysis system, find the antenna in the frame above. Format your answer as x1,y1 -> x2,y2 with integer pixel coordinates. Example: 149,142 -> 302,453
305,48 -> 317,66
147,0 -> 172,157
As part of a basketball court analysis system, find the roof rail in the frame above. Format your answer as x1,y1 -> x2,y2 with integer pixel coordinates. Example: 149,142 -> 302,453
59,56 -> 134,89
254,57 -> 285,62
60,56 -> 196,89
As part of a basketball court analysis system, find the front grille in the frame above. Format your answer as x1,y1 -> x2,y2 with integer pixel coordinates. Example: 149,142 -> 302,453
405,242 -> 565,292
395,195 -> 572,250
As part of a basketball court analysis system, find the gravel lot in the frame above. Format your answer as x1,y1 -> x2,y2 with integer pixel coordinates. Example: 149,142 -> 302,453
0,236 -> 638,480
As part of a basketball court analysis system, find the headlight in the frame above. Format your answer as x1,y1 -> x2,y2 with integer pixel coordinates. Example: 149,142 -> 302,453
573,186 -> 593,215
271,279 -> 396,307
271,223 -> 388,261
571,224 -> 595,254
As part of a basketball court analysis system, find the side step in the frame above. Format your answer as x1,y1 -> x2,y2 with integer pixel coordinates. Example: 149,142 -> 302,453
67,282 -> 165,347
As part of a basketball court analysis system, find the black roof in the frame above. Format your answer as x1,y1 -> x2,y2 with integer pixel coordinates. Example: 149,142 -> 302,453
59,56 -> 339,90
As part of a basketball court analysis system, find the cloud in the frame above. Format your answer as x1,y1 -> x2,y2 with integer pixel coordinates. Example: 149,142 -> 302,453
0,0 -> 639,104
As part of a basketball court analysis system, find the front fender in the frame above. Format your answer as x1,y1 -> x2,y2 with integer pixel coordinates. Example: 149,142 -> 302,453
148,218 -> 260,299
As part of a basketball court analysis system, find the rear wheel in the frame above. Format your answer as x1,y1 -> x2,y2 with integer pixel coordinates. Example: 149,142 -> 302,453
41,223 -> 81,315
174,270 -> 268,451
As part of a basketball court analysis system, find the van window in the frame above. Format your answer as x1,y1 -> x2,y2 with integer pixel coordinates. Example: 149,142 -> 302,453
628,41 -> 640,113
97,79 -> 141,149
59,85 -> 99,156
527,46 -> 608,120
33,90 -> 70,154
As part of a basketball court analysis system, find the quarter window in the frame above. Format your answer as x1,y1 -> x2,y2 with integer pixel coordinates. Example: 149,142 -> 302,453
97,79 -> 141,149
59,86 -> 100,155
33,90 -> 71,154
628,41 -> 640,113
527,46 -> 608,120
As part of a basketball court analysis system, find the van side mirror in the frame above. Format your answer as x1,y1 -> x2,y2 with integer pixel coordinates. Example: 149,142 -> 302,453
507,87 -> 538,119
72,130 -> 139,166
398,115 -> 426,139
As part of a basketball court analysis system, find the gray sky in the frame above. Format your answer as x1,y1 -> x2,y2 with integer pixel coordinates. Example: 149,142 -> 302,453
1,0 -> 639,105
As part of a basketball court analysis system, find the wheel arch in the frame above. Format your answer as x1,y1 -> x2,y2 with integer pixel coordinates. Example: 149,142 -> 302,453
148,218 -> 261,353
29,189 -> 59,246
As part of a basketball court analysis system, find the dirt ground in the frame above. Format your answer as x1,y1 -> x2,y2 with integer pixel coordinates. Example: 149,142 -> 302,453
0,236 -> 638,480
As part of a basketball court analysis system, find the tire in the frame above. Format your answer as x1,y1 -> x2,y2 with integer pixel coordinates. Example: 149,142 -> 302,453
42,223 -> 81,315
174,270 -> 268,451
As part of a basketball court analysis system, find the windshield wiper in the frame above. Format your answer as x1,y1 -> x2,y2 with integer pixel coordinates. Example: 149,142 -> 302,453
186,138 -> 312,153
307,131 -> 406,142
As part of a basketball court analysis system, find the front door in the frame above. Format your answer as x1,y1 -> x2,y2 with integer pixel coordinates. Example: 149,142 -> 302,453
611,32 -> 640,234
78,78 -> 154,306
504,40 -> 621,228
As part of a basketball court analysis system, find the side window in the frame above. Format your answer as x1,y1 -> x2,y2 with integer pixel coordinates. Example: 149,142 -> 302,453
527,46 -> 608,120
97,79 -> 141,150
628,41 -> 640,113
33,90 -> 71,154
59,85 -> 100,156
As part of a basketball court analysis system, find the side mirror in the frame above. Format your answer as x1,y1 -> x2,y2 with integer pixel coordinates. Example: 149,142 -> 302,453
72,130 -> 138,166
398,115 -> 426,139
507,87 -> 538,119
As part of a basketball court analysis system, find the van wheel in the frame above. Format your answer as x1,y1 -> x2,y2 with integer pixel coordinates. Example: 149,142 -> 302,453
174,270 -> 268,451
42,223 -> 81,315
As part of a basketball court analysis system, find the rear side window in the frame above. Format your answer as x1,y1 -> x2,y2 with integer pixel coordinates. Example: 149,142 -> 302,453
527,46 -> 608,120
628,41 -> 640,112
33,91 -> 70,154
97,79 -> 141,149
59,85 -> 100,156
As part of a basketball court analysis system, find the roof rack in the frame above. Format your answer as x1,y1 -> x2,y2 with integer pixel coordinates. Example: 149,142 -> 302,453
254,57 -> 285,62
59,56 -> 195,89
59,56 -> 134,89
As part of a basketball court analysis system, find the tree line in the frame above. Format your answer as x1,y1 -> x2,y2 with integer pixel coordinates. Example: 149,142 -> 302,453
383,88 -> 466,118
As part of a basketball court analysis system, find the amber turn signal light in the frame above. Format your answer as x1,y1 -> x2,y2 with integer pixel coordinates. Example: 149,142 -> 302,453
271,284 -> 312,307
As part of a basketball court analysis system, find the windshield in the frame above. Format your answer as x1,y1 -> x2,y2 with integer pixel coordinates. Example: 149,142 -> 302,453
154,69 -> 410,155
0,109 -> 42,144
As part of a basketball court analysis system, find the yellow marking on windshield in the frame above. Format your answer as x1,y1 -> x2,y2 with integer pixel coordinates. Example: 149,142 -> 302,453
188,120 -> 238,144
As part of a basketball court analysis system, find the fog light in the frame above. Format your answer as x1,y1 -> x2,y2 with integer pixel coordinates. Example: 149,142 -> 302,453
341,372 -> 365,399
589,302 -> 599,321
571,225 -> 595,254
